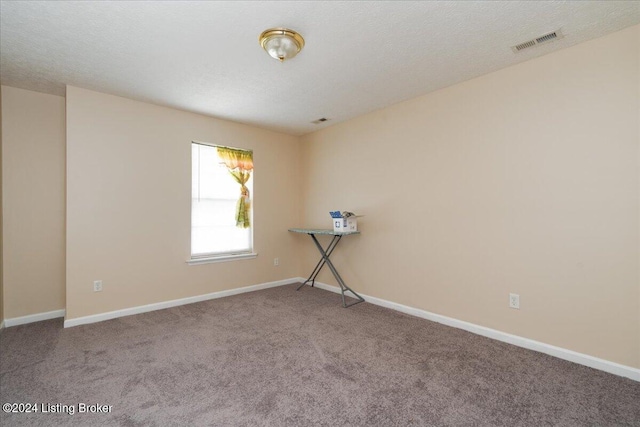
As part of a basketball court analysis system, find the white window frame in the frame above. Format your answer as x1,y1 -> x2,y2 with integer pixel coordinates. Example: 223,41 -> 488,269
187,141 -> 257,265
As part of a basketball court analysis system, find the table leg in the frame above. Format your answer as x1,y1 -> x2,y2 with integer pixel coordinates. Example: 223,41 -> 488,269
306,234 -> 365,308
296,235 -> 341,290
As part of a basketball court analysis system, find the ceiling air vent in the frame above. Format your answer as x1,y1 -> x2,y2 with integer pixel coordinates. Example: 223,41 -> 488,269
311,117 -> 329,124
511,29 -> 563,53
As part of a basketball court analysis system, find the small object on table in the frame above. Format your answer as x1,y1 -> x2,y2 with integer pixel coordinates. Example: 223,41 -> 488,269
329,211 -> 360,233
288,228 -> 365,308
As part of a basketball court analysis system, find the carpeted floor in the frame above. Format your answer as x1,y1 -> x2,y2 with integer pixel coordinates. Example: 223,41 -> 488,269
1,283 -> 639,426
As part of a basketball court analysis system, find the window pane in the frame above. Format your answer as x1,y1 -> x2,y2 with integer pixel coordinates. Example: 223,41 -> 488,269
191,143 -> 253,256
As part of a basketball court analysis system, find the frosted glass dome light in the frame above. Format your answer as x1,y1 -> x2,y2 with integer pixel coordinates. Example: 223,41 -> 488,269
259,28 -> 305,62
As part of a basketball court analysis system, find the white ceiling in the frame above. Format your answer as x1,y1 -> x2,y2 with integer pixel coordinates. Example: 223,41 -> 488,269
1,1 -> 638,136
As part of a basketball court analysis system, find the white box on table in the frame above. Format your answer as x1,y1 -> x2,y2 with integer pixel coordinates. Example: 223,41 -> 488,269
330,211 -> 359,233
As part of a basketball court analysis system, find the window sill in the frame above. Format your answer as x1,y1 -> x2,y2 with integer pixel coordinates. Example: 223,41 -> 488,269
187,252 -> 258,265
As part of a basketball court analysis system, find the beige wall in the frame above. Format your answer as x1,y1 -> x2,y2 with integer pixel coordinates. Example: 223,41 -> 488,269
1,86 -> 66,319
300,25 -> 640,368
65,86 -> 301,320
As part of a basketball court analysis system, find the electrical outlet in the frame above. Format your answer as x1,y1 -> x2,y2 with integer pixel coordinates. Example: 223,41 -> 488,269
509,293 -> 520,309
273,258 -> 279,266
93,280 -> 103,292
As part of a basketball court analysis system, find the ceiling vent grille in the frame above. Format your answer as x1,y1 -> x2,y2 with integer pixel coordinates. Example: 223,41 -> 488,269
512,29 -> 563,53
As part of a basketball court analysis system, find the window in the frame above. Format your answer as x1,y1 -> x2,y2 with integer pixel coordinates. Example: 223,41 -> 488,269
191,142 -> 253,260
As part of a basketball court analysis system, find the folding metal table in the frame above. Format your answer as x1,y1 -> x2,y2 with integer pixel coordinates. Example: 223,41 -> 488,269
288,228 -> 365,308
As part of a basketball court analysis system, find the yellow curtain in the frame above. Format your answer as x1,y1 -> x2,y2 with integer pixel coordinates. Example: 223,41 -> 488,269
216,146 -> 253,228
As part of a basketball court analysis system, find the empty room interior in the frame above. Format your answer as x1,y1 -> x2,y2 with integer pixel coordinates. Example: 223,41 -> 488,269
1,1 -> 639,425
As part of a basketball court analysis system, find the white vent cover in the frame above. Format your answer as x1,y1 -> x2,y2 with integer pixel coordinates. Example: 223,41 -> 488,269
512,29 -> 564,53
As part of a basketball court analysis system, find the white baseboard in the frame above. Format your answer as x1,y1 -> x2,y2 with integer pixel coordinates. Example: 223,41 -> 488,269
309,281 -> 640,382
3,309 -> 66,328
64,277 -> 299,328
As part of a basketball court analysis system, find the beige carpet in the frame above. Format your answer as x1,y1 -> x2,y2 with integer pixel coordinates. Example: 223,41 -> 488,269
1,283 -> 639,426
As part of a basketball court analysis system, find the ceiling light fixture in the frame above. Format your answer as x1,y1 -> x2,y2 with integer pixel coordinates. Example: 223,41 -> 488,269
259,28 -> 305,62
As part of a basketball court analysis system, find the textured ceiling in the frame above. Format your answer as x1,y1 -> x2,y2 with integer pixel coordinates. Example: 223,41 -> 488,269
1,1 -> 638,136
